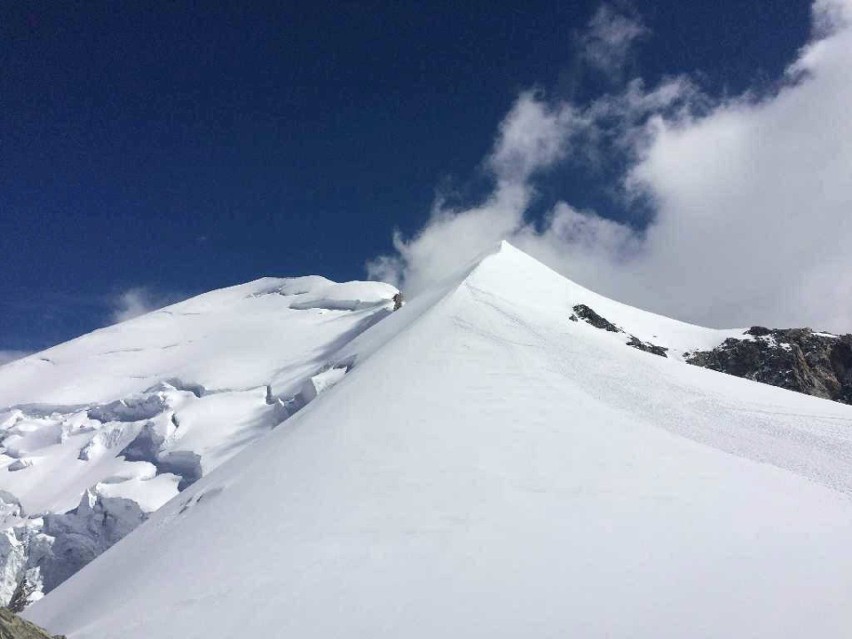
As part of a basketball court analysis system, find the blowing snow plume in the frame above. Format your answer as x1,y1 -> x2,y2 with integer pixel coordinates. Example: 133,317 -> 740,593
369,0 -> 852,333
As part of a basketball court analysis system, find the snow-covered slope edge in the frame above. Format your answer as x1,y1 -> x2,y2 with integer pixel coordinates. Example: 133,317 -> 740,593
27,243 -> 852,639
0,276 -> 399,608
565,301 -> 852,405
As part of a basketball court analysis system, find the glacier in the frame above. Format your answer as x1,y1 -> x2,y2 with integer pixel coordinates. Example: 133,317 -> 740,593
13,242 -> 852,638
0,275 -> 398,607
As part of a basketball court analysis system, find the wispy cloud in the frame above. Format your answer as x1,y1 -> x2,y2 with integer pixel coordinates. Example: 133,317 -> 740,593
369,0 -> 852,332
577,2 -> 648,82
110,287 -> 182,324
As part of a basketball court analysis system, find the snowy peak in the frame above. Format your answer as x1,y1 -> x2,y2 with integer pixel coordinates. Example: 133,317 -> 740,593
458,240 -> 741,356
23,242 -> 852,639
465,242 -> 852,404
3,245 -> 852,638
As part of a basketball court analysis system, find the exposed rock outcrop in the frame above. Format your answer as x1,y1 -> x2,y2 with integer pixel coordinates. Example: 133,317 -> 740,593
626,336 -> 669,357
686,327 -> 852,404
0,606 -> 63,639
570,304 -> 621,332
570,305 -> 852,405
570,305 -> 669,357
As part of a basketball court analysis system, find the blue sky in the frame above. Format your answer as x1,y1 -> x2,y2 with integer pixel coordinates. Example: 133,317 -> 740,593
4,0 -> 848,356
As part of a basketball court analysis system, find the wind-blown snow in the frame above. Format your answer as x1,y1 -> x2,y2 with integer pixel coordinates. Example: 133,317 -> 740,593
25,243 -> 852,638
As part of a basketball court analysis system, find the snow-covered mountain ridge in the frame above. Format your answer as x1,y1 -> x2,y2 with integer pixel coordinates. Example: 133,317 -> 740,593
16,242 -> 852,638
0,276 -> 398,607
565,302 -> 852,405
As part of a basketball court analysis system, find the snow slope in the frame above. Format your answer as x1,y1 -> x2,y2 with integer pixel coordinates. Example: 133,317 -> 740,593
0,276 -> 398,407
0,276 -> 398,606
26,243 -> 852,638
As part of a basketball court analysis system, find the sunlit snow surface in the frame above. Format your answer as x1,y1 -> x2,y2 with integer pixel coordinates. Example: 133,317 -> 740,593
0,276 -> 398,407
0,276 -> 398,605
17,244 -> 852,637
0,276 -> 398,511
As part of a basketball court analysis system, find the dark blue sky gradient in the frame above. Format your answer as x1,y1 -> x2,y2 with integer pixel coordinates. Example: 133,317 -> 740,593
1,1 -> 811,351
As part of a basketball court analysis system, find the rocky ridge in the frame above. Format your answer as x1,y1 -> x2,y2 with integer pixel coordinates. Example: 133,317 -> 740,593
0,607 -> 62,639
685,327 -> 852,404
570,304 -> 669,357
571,305 -> 852,405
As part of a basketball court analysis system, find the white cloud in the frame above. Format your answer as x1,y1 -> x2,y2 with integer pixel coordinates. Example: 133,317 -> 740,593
608,0 -> 852,330
368,75 -> 697,296
111,287 -> 178,324
369,0 -> 852,333
367,93 -> 585,295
